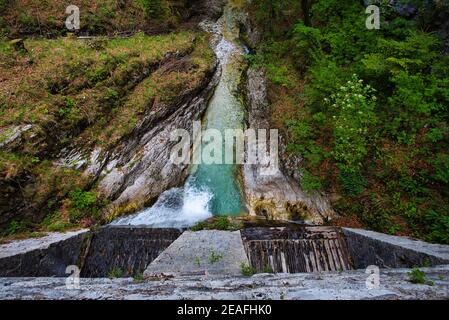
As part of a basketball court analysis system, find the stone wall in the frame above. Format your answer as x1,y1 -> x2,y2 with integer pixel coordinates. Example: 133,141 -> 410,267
0,230 -> 89,277
343,228 -> 449,269
81,227 -> 182,277
0,227 -> 182,278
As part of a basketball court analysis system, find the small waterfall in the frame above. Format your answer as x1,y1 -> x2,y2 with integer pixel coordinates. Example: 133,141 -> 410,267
112,181 -> 213,228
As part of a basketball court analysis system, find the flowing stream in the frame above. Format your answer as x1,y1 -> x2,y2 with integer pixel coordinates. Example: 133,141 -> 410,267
113,3 -> 247,228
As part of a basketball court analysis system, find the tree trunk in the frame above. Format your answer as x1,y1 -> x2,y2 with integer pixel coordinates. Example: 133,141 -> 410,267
301,0 -> 311,26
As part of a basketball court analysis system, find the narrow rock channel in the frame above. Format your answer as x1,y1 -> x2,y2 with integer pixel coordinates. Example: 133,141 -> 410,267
113,1 -> 248,227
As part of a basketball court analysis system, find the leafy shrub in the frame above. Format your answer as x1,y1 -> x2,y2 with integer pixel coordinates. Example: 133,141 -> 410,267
133,272 -> 145,282
430,154 -> 449,184
69,189 -> 97,210
330,75 -> 377,171
68,189 -> 101,223
139,0 -> 170,20
213,216 -> 231,230
263,264 -> 274,273
300,169 -> 322,193
424,210 -> 449,244
251,0 -> 449,244
338,170 -> 367,196
103,88 -> 119,103
302,58 -> 350,113
190,216 -> 240,231
292,22 -> 322,71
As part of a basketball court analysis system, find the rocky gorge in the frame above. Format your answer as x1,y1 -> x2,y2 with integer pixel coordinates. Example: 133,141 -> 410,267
1,0 -> 449,301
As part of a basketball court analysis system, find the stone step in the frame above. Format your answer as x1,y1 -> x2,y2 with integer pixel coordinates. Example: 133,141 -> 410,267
144,230 -> 249,277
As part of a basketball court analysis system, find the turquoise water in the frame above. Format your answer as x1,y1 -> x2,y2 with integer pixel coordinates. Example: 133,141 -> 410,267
188,29 -> 246,215
113,3 -> 246,227
188,89 -> 244,215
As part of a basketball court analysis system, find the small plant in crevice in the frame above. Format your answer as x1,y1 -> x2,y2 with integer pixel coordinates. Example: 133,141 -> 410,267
133,272 -> 145,282
208,250 -> 223,264
263,264 -> 274,274
213,216 -> 232,230
4,220 -> 29,236
108,268 -> 124,279
240,263 -> 256,277
407,268 -> 434,286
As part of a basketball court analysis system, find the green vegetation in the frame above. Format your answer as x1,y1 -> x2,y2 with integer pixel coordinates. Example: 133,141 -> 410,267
263,264 -> 274,274
248,0 -> 449,243
408,268 -> 434,285
139,0 -> 170,19
0,0 -> 199,37
208,250 -> 223,264
240,262 -> 256,277
0,29 -> 215,237
191,216 -> 242,231
108,268 -> 124,278
67,189 -> 105,224
133,272 -> 145,282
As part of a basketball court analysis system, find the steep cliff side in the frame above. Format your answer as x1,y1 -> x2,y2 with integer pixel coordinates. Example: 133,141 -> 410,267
0,0 -> 228,238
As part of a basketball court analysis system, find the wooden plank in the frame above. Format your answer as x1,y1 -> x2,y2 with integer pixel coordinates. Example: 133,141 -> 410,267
241,227 -> 353,274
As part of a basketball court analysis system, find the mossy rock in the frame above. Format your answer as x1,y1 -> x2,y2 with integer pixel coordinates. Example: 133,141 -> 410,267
286,202 -> 310,221
8,39 -> 27,52
253,199 -> 277,220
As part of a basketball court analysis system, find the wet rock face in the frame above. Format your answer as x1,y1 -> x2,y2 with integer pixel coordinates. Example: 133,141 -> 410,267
243,67 -> 334,224
188,0 -> 228,21
89,62 -> 220,218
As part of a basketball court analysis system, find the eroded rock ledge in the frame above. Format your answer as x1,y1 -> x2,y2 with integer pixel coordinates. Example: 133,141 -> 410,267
94,62 -> 221,218
243,67 -> 334,224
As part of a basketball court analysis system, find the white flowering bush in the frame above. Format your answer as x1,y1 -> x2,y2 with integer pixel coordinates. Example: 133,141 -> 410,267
329,74 -> 377,172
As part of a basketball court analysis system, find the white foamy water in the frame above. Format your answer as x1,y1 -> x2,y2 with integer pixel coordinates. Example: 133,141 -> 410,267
112,182 -> 213,228
215,37 -> 238,65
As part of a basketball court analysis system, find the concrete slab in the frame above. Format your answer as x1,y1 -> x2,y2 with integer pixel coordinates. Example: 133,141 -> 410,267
144,230 -> 249,276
